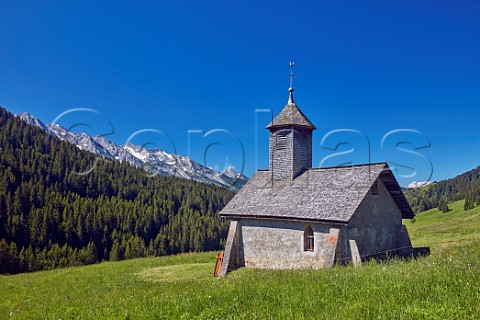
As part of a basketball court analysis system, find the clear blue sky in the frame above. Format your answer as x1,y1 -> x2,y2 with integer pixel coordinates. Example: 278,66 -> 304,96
1,1 -> 479,186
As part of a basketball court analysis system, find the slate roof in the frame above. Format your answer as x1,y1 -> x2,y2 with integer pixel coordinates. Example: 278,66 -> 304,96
220,163 -> 414,223
266,102 -> 317,130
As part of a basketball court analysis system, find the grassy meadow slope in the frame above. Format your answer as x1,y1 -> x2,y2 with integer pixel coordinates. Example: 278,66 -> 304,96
1,200 -> 479,319
406,199 -> 480,252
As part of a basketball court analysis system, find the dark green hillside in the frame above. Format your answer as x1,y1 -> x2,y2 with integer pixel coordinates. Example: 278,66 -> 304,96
0,107 -> 233,274
405,166 -> 480,213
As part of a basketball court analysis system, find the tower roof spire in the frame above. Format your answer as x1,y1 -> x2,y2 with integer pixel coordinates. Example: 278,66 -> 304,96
266,61 -> 316,130
288,61 -> 295,104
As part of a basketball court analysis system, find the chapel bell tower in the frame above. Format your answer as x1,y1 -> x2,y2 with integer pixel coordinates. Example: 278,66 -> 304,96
266,62 -> 316,181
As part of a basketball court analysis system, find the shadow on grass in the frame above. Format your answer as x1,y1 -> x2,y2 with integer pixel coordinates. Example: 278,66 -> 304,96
363,246 -> 431,263
411,246 -> 431,258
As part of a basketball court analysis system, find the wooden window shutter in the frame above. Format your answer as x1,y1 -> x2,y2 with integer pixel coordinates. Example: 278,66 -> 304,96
275,133 -> 288,150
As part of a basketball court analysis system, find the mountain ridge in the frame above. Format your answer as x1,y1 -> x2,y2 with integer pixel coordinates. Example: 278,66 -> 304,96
17,112 -> 248,191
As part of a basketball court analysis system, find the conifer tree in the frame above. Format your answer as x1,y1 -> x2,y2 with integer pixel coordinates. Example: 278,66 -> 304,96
464,193 -> 475,211
437,196 -> 449,213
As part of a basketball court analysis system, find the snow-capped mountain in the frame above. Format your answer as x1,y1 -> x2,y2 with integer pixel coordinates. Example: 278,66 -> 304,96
18,112 -> 248,191
406,181 -> 433,189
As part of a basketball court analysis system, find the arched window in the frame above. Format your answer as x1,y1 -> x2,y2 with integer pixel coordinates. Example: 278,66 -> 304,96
304,226 -> 314,252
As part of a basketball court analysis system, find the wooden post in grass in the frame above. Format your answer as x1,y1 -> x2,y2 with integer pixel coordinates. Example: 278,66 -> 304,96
213,252 -> 224,277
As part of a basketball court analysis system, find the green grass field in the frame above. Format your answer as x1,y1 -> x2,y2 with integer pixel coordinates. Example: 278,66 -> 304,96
406,199 -> 480,252
1,200 -> 480,319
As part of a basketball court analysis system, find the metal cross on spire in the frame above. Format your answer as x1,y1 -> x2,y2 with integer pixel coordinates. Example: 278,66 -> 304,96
288,61 -> 295,104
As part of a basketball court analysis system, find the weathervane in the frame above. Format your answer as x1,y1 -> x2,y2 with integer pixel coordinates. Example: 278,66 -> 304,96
288,61 -> 295,103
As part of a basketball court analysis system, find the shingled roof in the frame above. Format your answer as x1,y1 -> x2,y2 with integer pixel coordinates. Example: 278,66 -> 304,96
220,163 -> 414,222
266,102 -> 317,130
